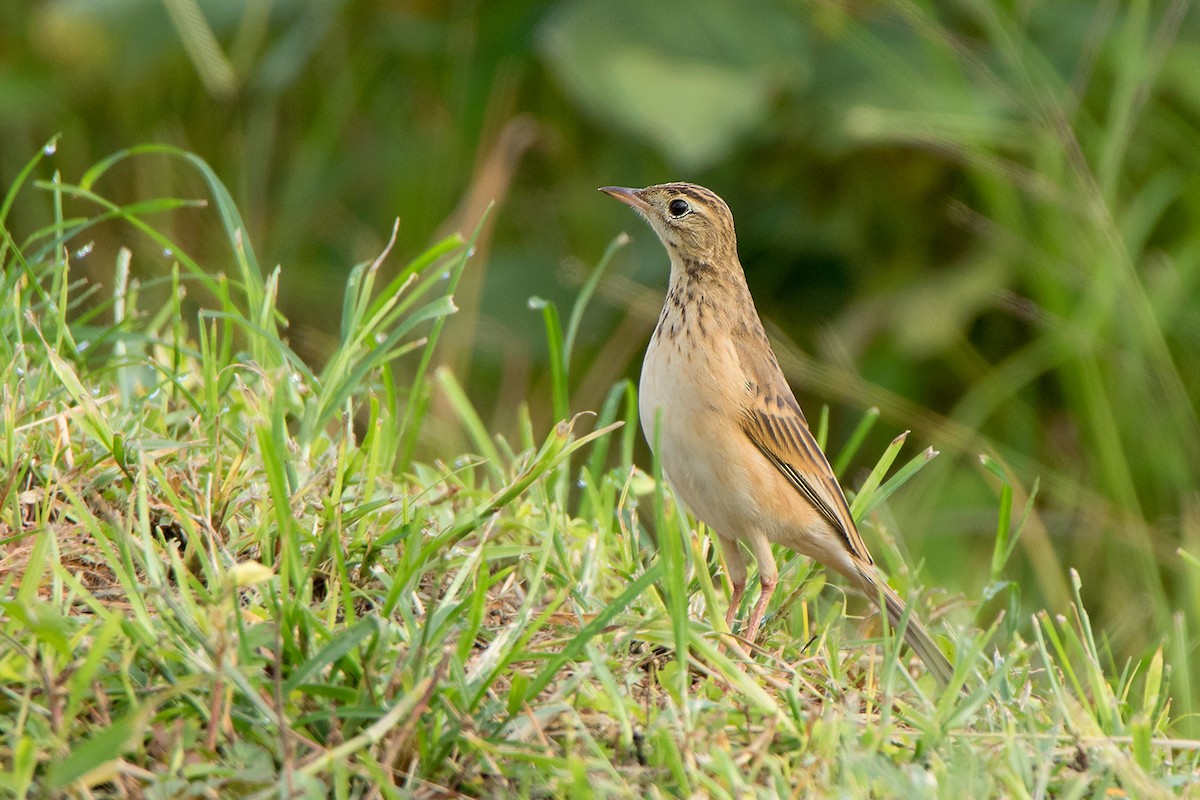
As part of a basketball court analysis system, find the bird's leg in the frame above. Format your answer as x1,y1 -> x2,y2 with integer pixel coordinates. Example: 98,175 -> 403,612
716,535 -> 747,633
725,585 -> 744,632
744,532 -> 778,643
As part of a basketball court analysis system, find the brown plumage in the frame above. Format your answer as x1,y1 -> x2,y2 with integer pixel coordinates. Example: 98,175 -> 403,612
601,182 -> 953,686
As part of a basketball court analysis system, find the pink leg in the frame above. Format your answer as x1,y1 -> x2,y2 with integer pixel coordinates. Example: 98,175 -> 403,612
717,536 -> 747,632
726,581 -> 746,630
743,532 -> 778,643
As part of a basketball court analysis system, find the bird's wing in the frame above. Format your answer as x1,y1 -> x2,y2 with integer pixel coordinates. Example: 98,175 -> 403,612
732,337 -> 873,565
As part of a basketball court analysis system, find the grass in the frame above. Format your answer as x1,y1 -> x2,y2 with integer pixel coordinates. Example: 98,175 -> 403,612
1,141 -> 1199,799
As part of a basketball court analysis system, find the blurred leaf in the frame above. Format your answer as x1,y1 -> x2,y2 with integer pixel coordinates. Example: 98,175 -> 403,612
891,257 -> 1008,358
283,616 -> 378,696
163,0 -> 238,96
46,713 -> 140,790
539,0 -> 808,169
1,600 -> 73,659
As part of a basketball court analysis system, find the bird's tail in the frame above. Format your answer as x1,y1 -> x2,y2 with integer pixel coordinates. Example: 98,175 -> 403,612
855,564 -> 953,687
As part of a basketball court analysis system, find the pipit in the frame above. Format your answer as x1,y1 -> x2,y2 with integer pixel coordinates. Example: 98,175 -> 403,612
601,182 -> 953,686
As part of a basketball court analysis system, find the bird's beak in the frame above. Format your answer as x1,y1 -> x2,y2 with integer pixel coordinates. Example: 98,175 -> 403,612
599,186 -> 652,214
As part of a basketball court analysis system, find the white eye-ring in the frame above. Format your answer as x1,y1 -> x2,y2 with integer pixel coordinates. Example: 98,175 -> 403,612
668,198 -> 690,218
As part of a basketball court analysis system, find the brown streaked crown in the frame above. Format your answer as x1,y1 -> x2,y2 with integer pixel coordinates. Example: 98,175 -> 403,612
600,183 -> 738,264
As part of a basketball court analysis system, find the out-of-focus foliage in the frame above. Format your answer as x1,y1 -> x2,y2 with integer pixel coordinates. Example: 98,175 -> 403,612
540,0 -> 810,169
6,0 -> 1200,715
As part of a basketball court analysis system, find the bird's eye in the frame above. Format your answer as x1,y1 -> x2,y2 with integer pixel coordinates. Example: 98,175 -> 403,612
668,198 -> 690,218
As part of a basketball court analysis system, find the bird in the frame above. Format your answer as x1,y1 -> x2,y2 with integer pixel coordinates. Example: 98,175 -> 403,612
600,182 -> 953,686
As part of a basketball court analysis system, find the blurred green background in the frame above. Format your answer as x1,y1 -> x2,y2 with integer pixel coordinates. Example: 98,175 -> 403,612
5,0 -> 1200,695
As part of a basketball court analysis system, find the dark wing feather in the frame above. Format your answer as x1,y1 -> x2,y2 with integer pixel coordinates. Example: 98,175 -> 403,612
730,329 -> 872,564
740,403 -> 873,565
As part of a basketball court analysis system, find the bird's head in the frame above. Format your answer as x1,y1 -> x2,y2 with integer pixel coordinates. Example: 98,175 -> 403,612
600,183 -> 738,267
